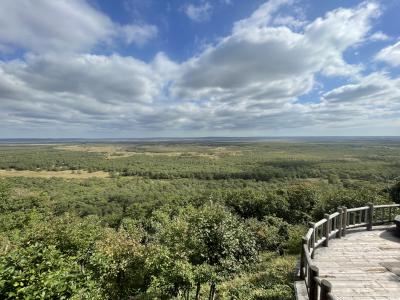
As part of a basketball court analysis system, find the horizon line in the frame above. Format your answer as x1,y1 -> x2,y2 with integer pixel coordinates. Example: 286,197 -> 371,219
1,136 -> 400,140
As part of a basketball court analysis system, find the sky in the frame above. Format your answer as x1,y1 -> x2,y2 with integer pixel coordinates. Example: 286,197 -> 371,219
0,0 -> 399,138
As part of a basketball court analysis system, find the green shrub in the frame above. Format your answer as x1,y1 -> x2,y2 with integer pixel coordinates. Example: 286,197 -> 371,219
0,243 -> 101,299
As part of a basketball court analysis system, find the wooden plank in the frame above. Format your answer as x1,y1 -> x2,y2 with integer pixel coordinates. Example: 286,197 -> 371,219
312,226 -> 400,300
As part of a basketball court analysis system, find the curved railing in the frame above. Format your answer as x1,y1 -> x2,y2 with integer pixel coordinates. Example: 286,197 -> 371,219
299,203 -> 400,300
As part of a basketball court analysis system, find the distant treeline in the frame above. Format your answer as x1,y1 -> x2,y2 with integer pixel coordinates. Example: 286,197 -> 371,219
0,141 -> 399,182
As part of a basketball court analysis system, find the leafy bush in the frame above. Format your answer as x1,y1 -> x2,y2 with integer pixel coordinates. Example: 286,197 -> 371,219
0,243 -> 101,299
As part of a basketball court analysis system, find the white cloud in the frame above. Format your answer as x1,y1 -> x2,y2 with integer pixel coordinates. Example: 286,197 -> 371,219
0,0 -> 113,53
315,72 -> 400,129
304,2 -> 379,76
272,15 -> 307,29
375,41 -> 400,67
165,1 -> 390,133
120,24 -> 158,46
233,0 -> 293,34
151,52 -> 180,80
322,72 -> 400,104
0,0 -> 157,54
184,2 -> 213,22
369,31 -> 389,41
173,1 -> 379,105
0,53 -> 166,135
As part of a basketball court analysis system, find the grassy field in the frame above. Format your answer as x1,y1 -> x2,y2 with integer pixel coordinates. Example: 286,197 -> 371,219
55,144 -> 241,159
0,169 -> 109,179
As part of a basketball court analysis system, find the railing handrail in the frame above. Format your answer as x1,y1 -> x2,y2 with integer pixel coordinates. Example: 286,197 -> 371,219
314,219 -> 326,227
298,203 -> 400,300
346,206 -> 368,212
374,204 -> 400,208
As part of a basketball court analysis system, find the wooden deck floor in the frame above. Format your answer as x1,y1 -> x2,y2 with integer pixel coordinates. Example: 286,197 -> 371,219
313,225 -> 400,300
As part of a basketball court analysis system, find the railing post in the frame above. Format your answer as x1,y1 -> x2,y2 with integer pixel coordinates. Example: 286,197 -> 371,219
309,265 -> 319,300
309,222 -> 315,258
300,237 -> 307,279
367,203 -> 374,231
320,279 -> 332,300
342,207 -> 347,237
324,214 -> 330,247
337,207 -> 343,238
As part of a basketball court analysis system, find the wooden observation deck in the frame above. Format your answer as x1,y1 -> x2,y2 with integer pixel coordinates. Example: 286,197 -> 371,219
295,203 -> 400,300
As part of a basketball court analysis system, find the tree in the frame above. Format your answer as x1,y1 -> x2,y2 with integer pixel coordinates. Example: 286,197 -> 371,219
390,181 -> 400,204
151,203 -> 258,299
224,189 -> 288,220
283,183 -> 319,223
89,228 -> 147,299
246,216 -> 289,254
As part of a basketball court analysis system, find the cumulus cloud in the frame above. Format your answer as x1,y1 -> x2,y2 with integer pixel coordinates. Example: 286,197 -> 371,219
0,53 -> 168,136
167,1 -> 395,133
0,0 -> 113,53
2,54 -> 160,104
0,0 -> 157,54
173,1 -> 379,106
375,41 -> 400,67
323,72 -> 400,104
184,2 -> 213,22
369,31 -> 389,41
314,72 -> 400,130
304,2 -> 379,76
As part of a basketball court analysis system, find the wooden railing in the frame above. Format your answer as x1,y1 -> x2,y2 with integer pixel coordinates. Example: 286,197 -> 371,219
299,203 -> 400,300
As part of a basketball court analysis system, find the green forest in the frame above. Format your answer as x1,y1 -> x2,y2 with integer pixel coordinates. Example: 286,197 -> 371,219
0,138 -> 399,299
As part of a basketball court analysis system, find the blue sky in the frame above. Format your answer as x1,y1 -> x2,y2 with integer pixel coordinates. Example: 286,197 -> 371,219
0,0 -> 399,137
